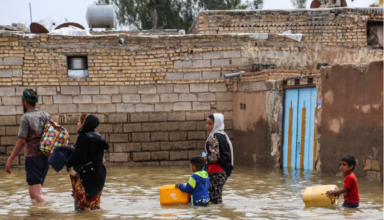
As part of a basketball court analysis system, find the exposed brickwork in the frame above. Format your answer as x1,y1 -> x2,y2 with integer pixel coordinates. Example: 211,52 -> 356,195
1,27 -> 381,87
190,8 -> 384,48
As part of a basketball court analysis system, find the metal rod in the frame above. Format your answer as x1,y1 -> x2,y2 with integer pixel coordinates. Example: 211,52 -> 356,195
300,106 -> 306,170
313,108 -> 317,172
287,103 -> 293,169
29,2 -> 32,24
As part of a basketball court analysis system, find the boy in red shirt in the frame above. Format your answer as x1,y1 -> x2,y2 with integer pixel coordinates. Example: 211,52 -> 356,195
326,156 -> 360,208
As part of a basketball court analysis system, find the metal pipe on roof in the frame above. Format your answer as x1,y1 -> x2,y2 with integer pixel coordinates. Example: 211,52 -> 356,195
29,2 -> 32,24
224,71 -> 244,79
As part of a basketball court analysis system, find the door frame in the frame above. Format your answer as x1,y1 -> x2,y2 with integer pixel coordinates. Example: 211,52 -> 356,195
281,76 -> 317,169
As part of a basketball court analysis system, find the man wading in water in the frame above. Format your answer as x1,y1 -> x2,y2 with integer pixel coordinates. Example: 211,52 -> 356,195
5,89 -> 50,202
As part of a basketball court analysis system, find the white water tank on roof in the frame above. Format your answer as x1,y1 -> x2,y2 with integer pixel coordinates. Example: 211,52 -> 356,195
86,5 -> 116,29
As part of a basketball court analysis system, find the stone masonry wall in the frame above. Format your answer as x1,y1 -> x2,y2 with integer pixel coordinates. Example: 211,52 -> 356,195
190,8 -> 383,47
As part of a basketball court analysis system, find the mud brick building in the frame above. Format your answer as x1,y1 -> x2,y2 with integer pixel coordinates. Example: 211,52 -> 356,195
0,7 -> 382,181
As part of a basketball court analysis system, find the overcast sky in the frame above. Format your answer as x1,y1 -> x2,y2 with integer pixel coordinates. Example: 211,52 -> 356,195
0,0 -> 376,30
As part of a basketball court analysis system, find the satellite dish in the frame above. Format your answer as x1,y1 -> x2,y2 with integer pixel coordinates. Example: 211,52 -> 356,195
310,0 -> 322,8
55,22 -> 85,30
30,17 -> 54,33
30,22 -> 49,33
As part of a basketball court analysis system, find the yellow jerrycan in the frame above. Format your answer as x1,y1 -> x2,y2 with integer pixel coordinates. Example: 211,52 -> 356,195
303,185 -> 341,207
159,184 -> 190,205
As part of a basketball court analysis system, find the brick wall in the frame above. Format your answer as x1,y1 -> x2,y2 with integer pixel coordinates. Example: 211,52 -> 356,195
190,8 -> 384,47
0,84 -> 235,166
1,32 -> 382,88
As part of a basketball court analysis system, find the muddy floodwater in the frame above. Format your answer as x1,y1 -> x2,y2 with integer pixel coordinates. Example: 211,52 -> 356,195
0,165 -> 382,219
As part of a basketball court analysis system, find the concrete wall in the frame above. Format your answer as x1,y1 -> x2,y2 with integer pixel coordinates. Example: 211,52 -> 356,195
232,81 -> 282,167
317,61 -> 383,181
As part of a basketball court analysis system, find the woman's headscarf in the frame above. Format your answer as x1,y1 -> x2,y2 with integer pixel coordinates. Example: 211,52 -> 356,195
205,113 -> 234,166
78,114 -> 99,134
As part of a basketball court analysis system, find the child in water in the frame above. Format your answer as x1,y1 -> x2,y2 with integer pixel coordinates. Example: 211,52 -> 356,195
326,156 -> 360,208
175,156 -> 210,206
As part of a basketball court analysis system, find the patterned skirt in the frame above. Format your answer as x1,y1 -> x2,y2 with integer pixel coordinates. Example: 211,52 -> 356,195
70,174 -> 102,211
208,171 -> 228,204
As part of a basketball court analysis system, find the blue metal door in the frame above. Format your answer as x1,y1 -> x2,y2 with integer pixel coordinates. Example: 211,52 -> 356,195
283,87 -> 317,170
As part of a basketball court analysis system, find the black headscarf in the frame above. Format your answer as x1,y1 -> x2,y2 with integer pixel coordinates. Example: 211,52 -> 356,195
71,114 -> 108,200
78,114 -> 99,134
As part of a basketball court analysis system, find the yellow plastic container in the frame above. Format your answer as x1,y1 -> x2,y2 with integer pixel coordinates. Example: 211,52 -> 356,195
159,184 -> 190,205
303,185 -> 341,207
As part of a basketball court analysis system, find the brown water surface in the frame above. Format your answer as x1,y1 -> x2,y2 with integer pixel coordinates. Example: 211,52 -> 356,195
0,165 -> 382,219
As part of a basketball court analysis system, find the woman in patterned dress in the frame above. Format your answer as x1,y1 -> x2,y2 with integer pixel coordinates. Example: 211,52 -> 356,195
204,113 -> 234,204
68,114 -> 109,211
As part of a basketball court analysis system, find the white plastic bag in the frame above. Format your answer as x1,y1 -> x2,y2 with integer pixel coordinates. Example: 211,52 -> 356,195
49,25 -> 91,36
37,17 -> 54,31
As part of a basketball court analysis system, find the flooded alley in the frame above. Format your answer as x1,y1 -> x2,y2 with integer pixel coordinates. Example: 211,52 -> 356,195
0,166 -> 382,219
0,1 -> 383,219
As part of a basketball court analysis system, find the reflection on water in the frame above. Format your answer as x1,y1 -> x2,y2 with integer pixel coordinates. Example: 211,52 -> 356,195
0,165 -> 382,219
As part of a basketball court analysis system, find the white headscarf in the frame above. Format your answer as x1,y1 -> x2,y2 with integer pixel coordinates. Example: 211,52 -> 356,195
205,113 -> 234,166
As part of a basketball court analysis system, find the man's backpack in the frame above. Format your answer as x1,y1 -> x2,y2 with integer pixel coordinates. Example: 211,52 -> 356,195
39,120 -> 70,157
